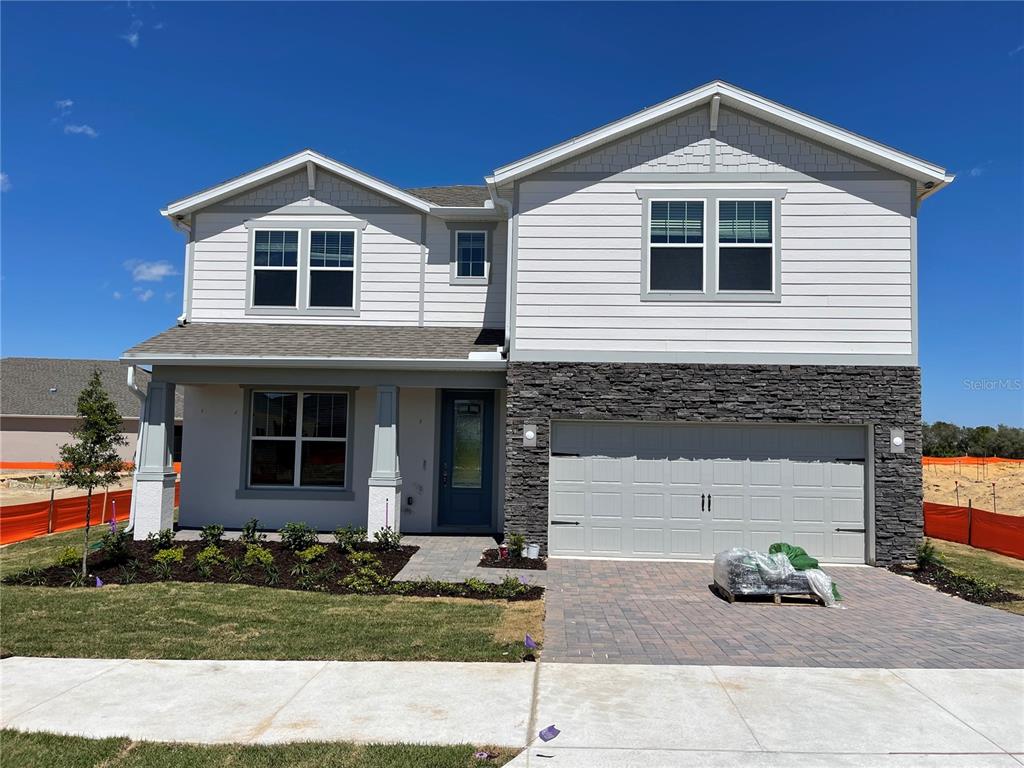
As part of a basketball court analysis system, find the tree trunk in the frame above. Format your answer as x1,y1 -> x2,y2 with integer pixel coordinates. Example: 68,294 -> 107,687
81,489 -> 93,579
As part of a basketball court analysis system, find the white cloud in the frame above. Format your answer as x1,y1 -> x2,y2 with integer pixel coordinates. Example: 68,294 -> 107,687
164,290 -> 176,302
133,287 -> 155,302
124,259 -> 178,282
121,19 -> 142,48
55,98 -> 74,115
64,124 -> 98,138
112,290 -> 123,300
1010,43 -> 1024,57
968,161 -> 991,178
0,172 -> 10,193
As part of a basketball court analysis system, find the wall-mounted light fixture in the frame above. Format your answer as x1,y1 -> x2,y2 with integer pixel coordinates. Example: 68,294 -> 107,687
523,424 -> 538,447
890,428 -> 905,453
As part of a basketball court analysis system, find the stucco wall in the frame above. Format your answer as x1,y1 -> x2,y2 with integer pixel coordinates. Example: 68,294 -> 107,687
0,416 -> 138,463
504,362 -> 922,565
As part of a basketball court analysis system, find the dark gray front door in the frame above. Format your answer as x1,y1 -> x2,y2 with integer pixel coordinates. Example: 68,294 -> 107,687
438,391 -> 494,528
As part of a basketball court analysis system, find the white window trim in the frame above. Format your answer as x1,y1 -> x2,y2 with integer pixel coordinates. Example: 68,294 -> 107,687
446,221 -> 497,286
454,229 -> 489,284
645,198 -> 706,296
247,390 -> 351,491
716,196 -> 778,296
306,229 -> 357,310
250,228 -> 301,309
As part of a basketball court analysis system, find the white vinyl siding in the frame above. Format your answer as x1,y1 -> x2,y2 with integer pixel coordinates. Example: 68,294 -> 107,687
423,218 -> 507,327
513,177 -> 913,359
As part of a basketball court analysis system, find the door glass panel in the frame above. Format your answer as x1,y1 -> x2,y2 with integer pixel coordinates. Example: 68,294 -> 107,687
452,399 -> 484,488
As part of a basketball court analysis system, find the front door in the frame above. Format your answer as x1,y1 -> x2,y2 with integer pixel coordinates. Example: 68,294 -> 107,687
438,390 -> 494,528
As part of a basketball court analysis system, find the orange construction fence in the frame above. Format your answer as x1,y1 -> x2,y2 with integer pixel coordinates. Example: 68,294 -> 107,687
0,483 -> 181,546
923,456 -> 1023,466
1,462 -> 182,473
924,501 -> 1024,560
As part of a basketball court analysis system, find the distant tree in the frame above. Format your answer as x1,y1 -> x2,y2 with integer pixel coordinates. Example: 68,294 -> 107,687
58,371 -> 128,578
922,421 -> 963,457
923,421 -> 1024,459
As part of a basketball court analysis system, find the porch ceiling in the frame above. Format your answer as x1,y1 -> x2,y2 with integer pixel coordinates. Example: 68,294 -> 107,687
122,323 -> 506,368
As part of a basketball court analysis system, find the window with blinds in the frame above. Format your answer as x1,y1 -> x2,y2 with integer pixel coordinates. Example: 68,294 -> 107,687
648,200 -> 705,291
718,200 -> 774,292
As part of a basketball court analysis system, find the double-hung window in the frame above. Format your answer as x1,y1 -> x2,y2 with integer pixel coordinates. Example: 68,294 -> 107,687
249,391 -> 348,489
718,200 -> 774,292
456,231 -> 487,278
309,230 -> 355,308
252,230 -> 299,306
648,200 -> 705,292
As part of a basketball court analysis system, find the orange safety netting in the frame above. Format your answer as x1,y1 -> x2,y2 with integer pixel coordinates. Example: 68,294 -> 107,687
0,483 -> 180,546
1,462 -> 182,472
923,456 -> 1023,466
924,501 -> 1024,560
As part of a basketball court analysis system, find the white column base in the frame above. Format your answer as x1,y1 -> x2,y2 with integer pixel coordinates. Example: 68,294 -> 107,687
132,473 -> 176,540
367,484 -> 402,537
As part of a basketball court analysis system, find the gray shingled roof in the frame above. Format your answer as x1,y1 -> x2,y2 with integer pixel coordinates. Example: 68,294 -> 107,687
0,358 -> 184,419
124,324 -> 505,361
405,185 -> 490,207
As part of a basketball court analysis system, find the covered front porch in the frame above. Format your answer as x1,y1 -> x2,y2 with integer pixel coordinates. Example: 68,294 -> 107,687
123,323 -> 507,540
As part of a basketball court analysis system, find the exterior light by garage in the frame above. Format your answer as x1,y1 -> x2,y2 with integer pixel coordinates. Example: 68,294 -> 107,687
890,428 -> 905,453
523,424 -> 538,447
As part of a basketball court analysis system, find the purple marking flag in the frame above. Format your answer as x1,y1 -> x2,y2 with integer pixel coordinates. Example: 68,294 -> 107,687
538,724 -> 560,742
524,633 -> 538,650
95,576 -> 104,588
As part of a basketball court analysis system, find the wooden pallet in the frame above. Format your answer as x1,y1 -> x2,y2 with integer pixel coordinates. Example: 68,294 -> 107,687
713,582 -> 824,606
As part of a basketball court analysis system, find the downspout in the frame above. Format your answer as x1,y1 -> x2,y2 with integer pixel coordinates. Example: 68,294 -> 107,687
169,214 -> 192,326
126,365 -> 147,533
488,184 -> 514,356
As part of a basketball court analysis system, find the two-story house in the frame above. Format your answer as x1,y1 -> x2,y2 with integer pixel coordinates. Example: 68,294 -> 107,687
123,81 -> 952,565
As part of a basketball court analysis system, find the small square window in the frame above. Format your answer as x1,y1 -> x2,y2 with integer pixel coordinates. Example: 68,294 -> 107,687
456,231 -> 487,278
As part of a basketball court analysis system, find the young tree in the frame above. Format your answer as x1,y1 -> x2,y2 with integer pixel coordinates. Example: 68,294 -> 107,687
58,370 -> 129,578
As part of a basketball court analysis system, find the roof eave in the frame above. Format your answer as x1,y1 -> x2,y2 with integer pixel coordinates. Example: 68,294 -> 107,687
120,353 -> 508,372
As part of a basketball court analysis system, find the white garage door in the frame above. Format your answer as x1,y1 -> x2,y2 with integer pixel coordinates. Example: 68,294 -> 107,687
549,422 -> 868,564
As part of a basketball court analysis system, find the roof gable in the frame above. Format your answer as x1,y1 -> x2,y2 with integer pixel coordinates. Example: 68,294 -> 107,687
488,81 -> 952,198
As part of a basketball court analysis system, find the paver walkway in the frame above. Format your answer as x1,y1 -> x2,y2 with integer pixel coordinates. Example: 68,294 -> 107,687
395,535 -> 546,585
3,657 -> 1022,767
542,559 -> 1024,667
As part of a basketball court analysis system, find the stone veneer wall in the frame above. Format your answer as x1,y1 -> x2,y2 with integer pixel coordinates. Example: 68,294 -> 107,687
504,363 -> 922,565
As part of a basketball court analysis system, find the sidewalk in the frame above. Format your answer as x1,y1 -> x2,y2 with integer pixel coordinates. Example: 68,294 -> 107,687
2,657 -> 1021,766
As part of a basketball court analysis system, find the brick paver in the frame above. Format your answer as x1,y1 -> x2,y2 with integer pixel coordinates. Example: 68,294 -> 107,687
542,559 -> 1024,667
395,536 -> 546,585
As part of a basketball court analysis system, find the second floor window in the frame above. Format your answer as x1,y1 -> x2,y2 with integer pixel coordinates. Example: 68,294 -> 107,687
456,231 -> 487,278
309,230 -> 355,308
718,200 -> 774,292
253,230 -> 299,306
648,200 -> 704,292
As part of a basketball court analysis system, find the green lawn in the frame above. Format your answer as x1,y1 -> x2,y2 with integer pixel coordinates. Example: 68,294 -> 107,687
0,730 -> 515,768
928,537 -> 1024,615
0,528 -> 96,579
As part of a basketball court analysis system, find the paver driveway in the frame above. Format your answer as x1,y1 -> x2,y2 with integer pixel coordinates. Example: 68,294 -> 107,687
542,559 -> 1024,667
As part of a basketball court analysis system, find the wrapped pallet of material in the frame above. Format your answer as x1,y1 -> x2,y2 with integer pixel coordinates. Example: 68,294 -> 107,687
713,547 -> 842,608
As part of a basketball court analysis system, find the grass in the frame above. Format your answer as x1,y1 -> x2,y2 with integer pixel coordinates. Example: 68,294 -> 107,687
0,730 -> 515,768
0,581 -> 543,661
928,537 -> 1024,615
0,528 -> 96,580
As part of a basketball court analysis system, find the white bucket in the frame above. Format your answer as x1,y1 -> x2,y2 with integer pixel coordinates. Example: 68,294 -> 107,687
526,543 -> 540,559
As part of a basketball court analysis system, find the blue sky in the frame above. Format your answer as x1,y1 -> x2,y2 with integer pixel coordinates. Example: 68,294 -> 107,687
1,2 -> 1021,426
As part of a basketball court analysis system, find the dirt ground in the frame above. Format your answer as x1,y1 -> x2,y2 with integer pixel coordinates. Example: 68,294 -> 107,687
923,462 -> 1024,516
0,472 -> 133,506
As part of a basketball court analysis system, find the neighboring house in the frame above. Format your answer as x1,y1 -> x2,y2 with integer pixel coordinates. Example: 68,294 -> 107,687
0,358 -> 184,467
123,81 -> 952,565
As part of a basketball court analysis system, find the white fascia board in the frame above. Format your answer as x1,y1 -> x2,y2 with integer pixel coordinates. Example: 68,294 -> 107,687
119,353 -> 507,372
428,206 -> 506,221
489,80 -> 950,188
161,149 -> 433,218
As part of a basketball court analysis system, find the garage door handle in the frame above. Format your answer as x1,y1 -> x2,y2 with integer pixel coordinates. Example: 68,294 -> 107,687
551,520 -> 580,526
708,494 -> 712,511
835,527 -> 865,533
701,494 -> 705,511
551,452 -> 579,457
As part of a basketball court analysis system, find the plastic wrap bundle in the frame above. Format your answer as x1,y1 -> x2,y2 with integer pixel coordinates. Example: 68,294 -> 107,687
713,548 -> 842,608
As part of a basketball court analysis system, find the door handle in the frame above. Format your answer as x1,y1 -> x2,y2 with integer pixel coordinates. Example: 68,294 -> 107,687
701,494 -> 705,512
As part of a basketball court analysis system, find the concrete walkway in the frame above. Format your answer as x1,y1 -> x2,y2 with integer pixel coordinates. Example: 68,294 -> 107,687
2,657 -> 1021,766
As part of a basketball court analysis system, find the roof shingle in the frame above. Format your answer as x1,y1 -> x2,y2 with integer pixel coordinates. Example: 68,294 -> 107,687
405,185 -> 490,207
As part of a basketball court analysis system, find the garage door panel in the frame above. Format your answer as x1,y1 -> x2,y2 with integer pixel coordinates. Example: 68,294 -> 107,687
549,422 -> 867,564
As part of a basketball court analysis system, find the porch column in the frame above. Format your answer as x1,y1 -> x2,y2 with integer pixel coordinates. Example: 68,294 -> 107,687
367,385 -> 402,536
131,380 -> 177,540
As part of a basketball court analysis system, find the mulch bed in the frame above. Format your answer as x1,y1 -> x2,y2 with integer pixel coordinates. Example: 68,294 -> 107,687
479,548 -> 547,571
890,561 -> 1021,605
6,540 -> 544,601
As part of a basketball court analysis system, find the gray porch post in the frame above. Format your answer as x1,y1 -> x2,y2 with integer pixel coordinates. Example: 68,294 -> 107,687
367,385 -> 402,536
131,380 -> 177,540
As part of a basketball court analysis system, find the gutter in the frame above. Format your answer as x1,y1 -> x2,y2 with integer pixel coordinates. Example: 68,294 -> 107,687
125,365 -> 147,534
119,355 -> 508,371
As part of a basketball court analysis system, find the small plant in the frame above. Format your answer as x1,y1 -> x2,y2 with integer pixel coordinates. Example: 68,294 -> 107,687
226,556 -> 246,582
290,561 -> 312,579
333,525 -> 366,553
505,532 -> 526,558
13,566 -> 46,586
916,540 -> 942,569
195,545 -> 224,577
100,519 -> 132,564
243,544 -> 274,568
240,518 -> 266,545
348,551 -> 381,569
66,568 -> 86,588
279,522 -> 318,551
199,524 -> 225,548
296,544 -> 328,563
146,528 -> 176,552
263,562 -> 280,586
151,546 -> 184,579
463,577 -> 490,592
119,561 -> 139,585
372,526 -> 403,551
340,567 -> 387,594
54,546 -> 81,568
495,575 -> 530,599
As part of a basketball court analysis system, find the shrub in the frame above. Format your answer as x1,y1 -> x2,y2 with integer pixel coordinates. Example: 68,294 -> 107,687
146,528 -> 176,552
505,532 -> 526,558
12,566 -> 46,586
495,575 -> 530,599
372,526 -> 403,551
226,556 -> 246,582
240,518 -> 266,545
150,547 -> 183,580
243,544 -> 274,568
65,568 -> 86,588
463,577 -> 490,592
195,545 -> 225,576
280,522 -> 318,551
296,544 -> 328,563
119,561 -> 139,585
100,522 -> 132,564
333,525 -> 366,553
263,562 -> 280,586
341,567 -> 388,594
54,546 -> 81,568
199,524 -> 225,548
348,551 -> 381,569
917,541 -> 942,569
